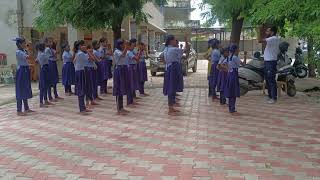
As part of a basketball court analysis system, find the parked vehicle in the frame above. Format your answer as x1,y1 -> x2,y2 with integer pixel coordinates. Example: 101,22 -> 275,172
239,42 -> 302,97
149,43 -> 198,76
294,46 -> 308,78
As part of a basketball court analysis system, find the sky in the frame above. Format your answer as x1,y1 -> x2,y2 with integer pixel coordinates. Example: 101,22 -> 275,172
190,0 -> 221,27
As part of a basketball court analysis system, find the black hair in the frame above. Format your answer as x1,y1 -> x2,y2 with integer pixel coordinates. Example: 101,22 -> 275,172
74,40 -> 85,53
270,26 -> 278,35
211,39 -> 220,49
116,39 -> 124,50
61,43 -> 69,50
129,38 -> 137,44
36,42 -> 46,52
92,40 -> 99,50
229,44 -> 238,61
13,37 -> 26,50
165,34 -> 175,47
99,37 -> 107,44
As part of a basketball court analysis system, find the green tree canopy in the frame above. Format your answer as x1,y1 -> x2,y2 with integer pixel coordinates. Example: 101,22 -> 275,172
201,0 -> 255,45
250,0 -> 320,77
34,0 -> 153,41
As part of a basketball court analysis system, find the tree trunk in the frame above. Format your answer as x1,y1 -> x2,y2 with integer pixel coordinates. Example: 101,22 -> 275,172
112,23 -> 122,49
307,37 -> 316,78
230,15 -> 244,46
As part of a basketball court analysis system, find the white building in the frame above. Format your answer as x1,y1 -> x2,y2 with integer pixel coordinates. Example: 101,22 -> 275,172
0,0 -> 165,68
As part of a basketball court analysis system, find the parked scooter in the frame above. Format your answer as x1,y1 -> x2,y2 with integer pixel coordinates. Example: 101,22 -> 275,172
294,46 -> 308,78
239,42 -> 298,97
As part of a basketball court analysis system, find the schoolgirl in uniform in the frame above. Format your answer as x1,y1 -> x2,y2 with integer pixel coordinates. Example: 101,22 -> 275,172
126,40 -> 142,106
45,37 -> 63,102
92,40 -> 104,100
85,44 -> 100,108
224,44 -> 241,115
62,44 -> 75,96
129,38 -> 141,99
209,39 -> 221,101
74,40 -> 92,114
113,40 -> 129,115
216,47 -> 229,105
99,38 -> 113,94
36,42 -> 53,108
14,38 -> 34,116
163,35 -> 185,115
137,42 -> 149,96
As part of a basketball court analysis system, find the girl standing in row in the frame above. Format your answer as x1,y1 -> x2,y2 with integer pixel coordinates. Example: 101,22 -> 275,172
36,42 -> 53,108
113,40 -> 129,115
99,38 -> 113,95
62,44 -> 75,96
137,42 -> 149,96
14,38 -> 34,116
209,39 -> 221,101
74,40 -> 92,115
126,40 -> 142,106
85,44 -> 99,108
224,44 -> 241,115
163,35 -> 185,115
45,37 -> 63,102
216,47 -> 229,105
92,40 -> 104,101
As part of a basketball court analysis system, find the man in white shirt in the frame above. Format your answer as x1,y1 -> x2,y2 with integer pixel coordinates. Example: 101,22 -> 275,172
263,26 -> 280,104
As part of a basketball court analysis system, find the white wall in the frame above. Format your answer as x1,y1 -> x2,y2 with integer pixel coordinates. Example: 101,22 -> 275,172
23,0 -> 38,28
0,0 -> 19,65
143,2 -> 164,29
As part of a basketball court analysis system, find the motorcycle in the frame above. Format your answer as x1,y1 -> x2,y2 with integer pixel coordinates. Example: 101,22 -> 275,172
293,47 -> 308,78
239,42 -> 298,97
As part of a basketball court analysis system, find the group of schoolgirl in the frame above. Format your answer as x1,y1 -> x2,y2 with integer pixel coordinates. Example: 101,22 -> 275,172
208,39 -> 241,115
112,39 -> 149,115
13,37 -> 149,116
13,37 -> 64,116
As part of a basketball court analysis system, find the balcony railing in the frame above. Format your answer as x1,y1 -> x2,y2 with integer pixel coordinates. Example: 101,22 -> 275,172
164,20 -> 200,29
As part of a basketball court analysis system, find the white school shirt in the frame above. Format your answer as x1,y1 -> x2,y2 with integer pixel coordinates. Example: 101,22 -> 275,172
264,36 -> 280,61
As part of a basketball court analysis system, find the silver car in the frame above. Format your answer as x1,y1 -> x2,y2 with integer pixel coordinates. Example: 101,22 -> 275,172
149,43 -> 198,76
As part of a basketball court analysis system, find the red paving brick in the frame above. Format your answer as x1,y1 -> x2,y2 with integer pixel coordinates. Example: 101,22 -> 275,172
0,60 -> 319,179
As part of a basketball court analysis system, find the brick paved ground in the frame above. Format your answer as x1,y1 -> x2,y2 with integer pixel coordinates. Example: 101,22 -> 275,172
0,60 -> 319,180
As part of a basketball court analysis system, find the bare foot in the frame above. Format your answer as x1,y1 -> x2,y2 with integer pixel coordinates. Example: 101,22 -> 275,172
85,109 -> 92,113
231,112 -> 240,116
45,101 -> 54,106
40,104 -> 48,108
50,99 -> 58,102
96,97 -> 104,100
91,101 -> 100,105
56,96 -> 64,100
25,109 -> 35,113
17,112 -> 26,116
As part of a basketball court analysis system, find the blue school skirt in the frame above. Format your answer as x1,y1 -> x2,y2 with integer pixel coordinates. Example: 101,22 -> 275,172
92,68 -> 98,91
163,62 -> 183,96
127,64 -> 140,92
177,62 -> 184,92
84,67 -> 94,97
138,61 -> 148,82
48,60 -> 59,85
15,66 -> 32,100
113,65 -> 128,96
217,70 -> 228,92
96,61 -> 104,85
62,62 -> 75,86
75,70 -> 85,96
224,69 -> 240,98
209,62 -> 219,88
39,64 -> 50,90
101,59 -> 113,80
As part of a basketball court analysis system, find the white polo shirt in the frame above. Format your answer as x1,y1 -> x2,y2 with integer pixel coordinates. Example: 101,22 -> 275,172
264,36 -> 280,61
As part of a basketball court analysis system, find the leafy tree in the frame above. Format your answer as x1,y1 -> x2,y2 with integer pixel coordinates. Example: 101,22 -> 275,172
201,0 -> 255,45
34,0 -> 153,42
250,0 -> 320,77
